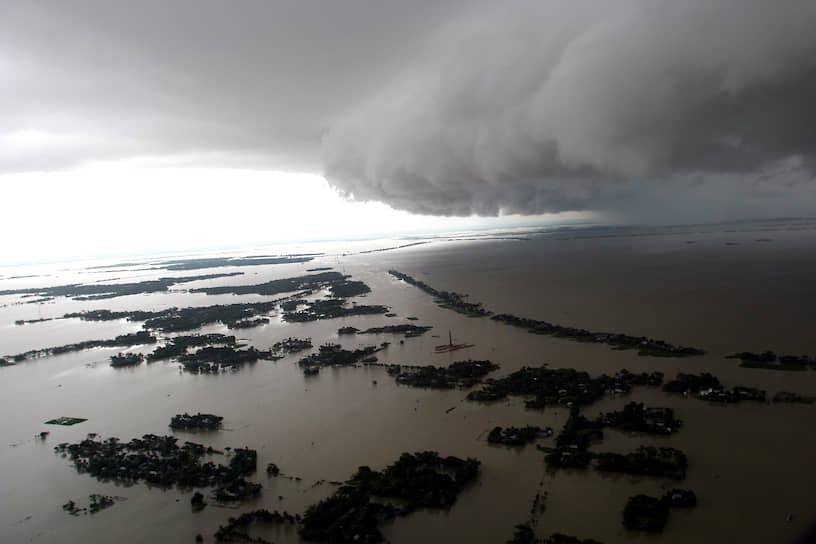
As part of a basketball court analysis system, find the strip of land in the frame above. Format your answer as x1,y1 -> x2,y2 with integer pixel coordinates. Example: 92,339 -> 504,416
1,273 -> 243,302
191,271 -> 370,298
389,269 -> 705,357
727,351 -> 816,371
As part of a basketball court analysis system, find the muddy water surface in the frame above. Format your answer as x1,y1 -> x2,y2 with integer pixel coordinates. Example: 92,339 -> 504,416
1,223 -> 815,543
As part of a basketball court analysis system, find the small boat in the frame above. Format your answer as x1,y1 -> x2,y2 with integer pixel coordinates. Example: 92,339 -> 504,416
434,331 -> 474,354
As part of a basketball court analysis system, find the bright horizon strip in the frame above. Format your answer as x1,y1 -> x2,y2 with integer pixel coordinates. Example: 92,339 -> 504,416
0,160 -> 589,266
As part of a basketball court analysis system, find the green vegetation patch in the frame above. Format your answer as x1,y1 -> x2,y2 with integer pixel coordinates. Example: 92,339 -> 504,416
622,490 -> 697,532
383,360 -> 499,389
191,271 -> 368,298
214,509 -> 297,542
170,413 -> 223,431
494,313 -> 704,357
65,301 -> 279,332
0,273 -> 243,301
62,494 -> 123,516
109,352 -> 144,367
9,331 -> 156,363
597,402 -> 681,435
728,351 -> 815,371
389,270 -> 491,317
663,372 -> 766,402
595,446 -> 688,480
299,451 -> 479,543
623,495 -> 669,532
179,346 -> 281,374
55,435 -> 260,501
467,366 -> 663,408
147,334 -> 237,362
271,337 -> 312,354
488,426 -> 547,446
358,324 -> 432,337
283,299 -> 388,322
298,343 -> 383,374
160,256 -> 313,271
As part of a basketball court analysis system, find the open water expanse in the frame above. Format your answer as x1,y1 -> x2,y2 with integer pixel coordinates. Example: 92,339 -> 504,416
1,219 -> 816,543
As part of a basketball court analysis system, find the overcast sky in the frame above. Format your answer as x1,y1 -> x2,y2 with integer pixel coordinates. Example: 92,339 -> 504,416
2,1 -> 816,264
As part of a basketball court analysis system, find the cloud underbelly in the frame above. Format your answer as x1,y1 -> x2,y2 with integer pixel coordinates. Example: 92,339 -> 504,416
322,1 -> 816,218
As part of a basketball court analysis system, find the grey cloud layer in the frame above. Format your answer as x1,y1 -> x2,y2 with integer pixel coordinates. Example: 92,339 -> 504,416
3,1 -> 816,220
1,1 -> 466,171
323,1 -> 816,217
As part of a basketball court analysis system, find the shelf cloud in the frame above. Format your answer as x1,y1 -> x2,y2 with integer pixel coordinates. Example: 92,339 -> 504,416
323,1 -> 816,218
3,1 -> 816,220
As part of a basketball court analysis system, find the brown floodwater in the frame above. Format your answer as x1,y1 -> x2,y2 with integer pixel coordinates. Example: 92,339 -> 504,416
1,221 -> 815,543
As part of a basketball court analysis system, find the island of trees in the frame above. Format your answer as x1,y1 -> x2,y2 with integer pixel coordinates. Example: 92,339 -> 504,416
55,434 -> 261,501
662,373 -> 766,403
64,301 -> 279,332
2,272 -> 390,367
542,407 -> 604,469
62,494 -> 119,516
7,331 -> 156,363
170,413 -> 223,431
298,343 -> 385,375
178,346 -> 280,373
299,451 -> 479,543
5,295 -> 387,369
271,337 -> 313,354
378,360 -> 499,389
226,317 -> 270,329
623,489 -> 697,532
597,402 -> 681,435
542,407 -> 688,479
727,351 -> 816,371
156,255 -> 314,271
190,271 -> 370,298
214,509 -> 297,542
388,270 -> 491,317
146,334 -> 237,362
354,324 -> 432,337
109,352 -> 144,367
388,269 -> 704,357
595,446 -> 688,480
467,366 -> 664,408
84,255 -> 318,272
337,324 -> 434,337
283,299 -> 388,322
0,272 -> 243,301
488,426 -> 550,446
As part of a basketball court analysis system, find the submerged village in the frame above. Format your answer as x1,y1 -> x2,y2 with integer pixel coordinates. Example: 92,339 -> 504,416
1,250 -> 815,544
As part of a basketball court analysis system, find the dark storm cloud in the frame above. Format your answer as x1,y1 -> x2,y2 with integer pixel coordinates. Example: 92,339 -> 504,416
2,1 -> 816,220
0,0 -> 470,171
323,1 -> 816,217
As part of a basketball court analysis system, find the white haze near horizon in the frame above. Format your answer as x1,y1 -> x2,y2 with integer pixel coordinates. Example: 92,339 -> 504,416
0,162 -> 586,267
